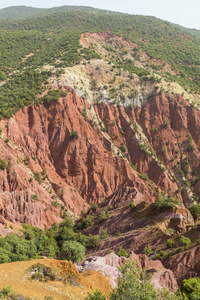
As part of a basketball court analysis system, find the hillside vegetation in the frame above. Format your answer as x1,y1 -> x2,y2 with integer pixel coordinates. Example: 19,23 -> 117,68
1,6 -> 200,300
0,6 -> 199,118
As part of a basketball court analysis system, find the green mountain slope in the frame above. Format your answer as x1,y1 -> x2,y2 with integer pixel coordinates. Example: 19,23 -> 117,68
0,6 -> 199,119
0,5 -> 111,19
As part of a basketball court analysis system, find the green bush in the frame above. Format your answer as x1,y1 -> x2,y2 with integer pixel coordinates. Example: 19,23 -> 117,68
129,202 -> 136,209
143,245 -> 152,256
166,239 -> 174,248
0,286 -> 11,297
90,202 -> 98,211
106,250 -> 115,255
120,142 -> 127,153
189,204 -> 200,221
160,250 -> 165,256
0,159 -> 8,170
76,215 -> 94,230
155,194 -> 180,209
51,201 -> 59,208
86,234 -> 100,248
29,263 -> 58,281
60,240 -> 85,263
116,247 -> 129,258
154,254 -> 161,260
101,229 -> 109,239
34,172 -> 42,184
109,260 -> 181,300
31,194 -> 39,201
69,131 -> 79,139
179,277 -> 200,299
180,236 -> 191,250
85,289 -> 106,300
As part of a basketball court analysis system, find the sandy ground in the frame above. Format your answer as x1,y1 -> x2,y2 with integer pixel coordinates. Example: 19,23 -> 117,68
0,259 -> 111,300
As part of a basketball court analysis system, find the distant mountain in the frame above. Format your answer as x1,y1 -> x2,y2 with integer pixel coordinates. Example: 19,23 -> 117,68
0,5 -> 112,19
173,23 -> 200,37
0,6 -> 46,19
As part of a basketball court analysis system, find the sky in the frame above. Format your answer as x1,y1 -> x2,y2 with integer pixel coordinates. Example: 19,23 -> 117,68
0,0 -> 199,30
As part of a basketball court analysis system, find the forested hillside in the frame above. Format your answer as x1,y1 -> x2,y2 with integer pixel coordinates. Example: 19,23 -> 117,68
0,6 -> 200,299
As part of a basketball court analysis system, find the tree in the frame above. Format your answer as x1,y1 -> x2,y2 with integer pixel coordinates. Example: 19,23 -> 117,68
166,239 -> 174,248
60,240 -> 85,263
0,159 -> 8,170
189,204 -> 200,221
69,130 -> 79,139
180,236 -> 191,250
109,260 -> 185,300
116,247 -> 129,258
179,277 -> 200,299
143,245 -> 152,256
85,289 -> 106,300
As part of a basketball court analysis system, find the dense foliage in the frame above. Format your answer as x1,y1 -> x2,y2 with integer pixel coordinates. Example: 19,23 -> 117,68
189,204 -> 200,221
85,261 -> 190,299
109,260 -> 185,300
0,218 -> 99,263
154,194 -> 180,209
179,277 -> 200,299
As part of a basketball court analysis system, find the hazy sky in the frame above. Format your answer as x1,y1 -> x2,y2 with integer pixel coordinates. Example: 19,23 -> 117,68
0,0 -> 199,30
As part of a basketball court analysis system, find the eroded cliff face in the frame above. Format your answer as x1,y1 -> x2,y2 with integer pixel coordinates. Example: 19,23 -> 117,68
77,252 -> 178,292
0,87 -> 200,229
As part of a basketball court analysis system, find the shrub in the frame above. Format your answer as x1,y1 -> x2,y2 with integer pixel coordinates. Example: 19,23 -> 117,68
180,236 -> 191,250
155,194 -> 180,209
109,260 -> 180,300
69,131 -> 79,139
197,239 -> 200,245
31,194 -> 39,201
179,277 -> 200,299
101,229 -> 109,239
160,250 -> 165,256
106,250 -> 115,255
86,234 -> 100,248
29,263 -> 58,281
134,123 -> 138,132
143,245 -> 152,256
42,168 -> 48,180
166,239 -> 174,248
154,254 -> 161,260
129,202 -> 136,209
34,172 -> 42,184
0,252 -> 11,263
120,142 -> 126,153
60,240 -> 85,263
51,201 -> 59,208
189,204 -> 200,221
100,208 -> 110,220
116,247 -> 129,257
0,286 -> 11,297
90,202 -> 98,211
76,215 -> 94,230
0,159 -> 8,170
85,289 -> 106,300
163,120 -> 169,128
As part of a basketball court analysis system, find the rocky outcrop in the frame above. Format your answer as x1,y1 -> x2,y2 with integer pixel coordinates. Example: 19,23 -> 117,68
0,190 -> 61,228
77,252 -> 178,292
0,87 -> 200,228
163,245 -> 200,285
104,186 -> 145,209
